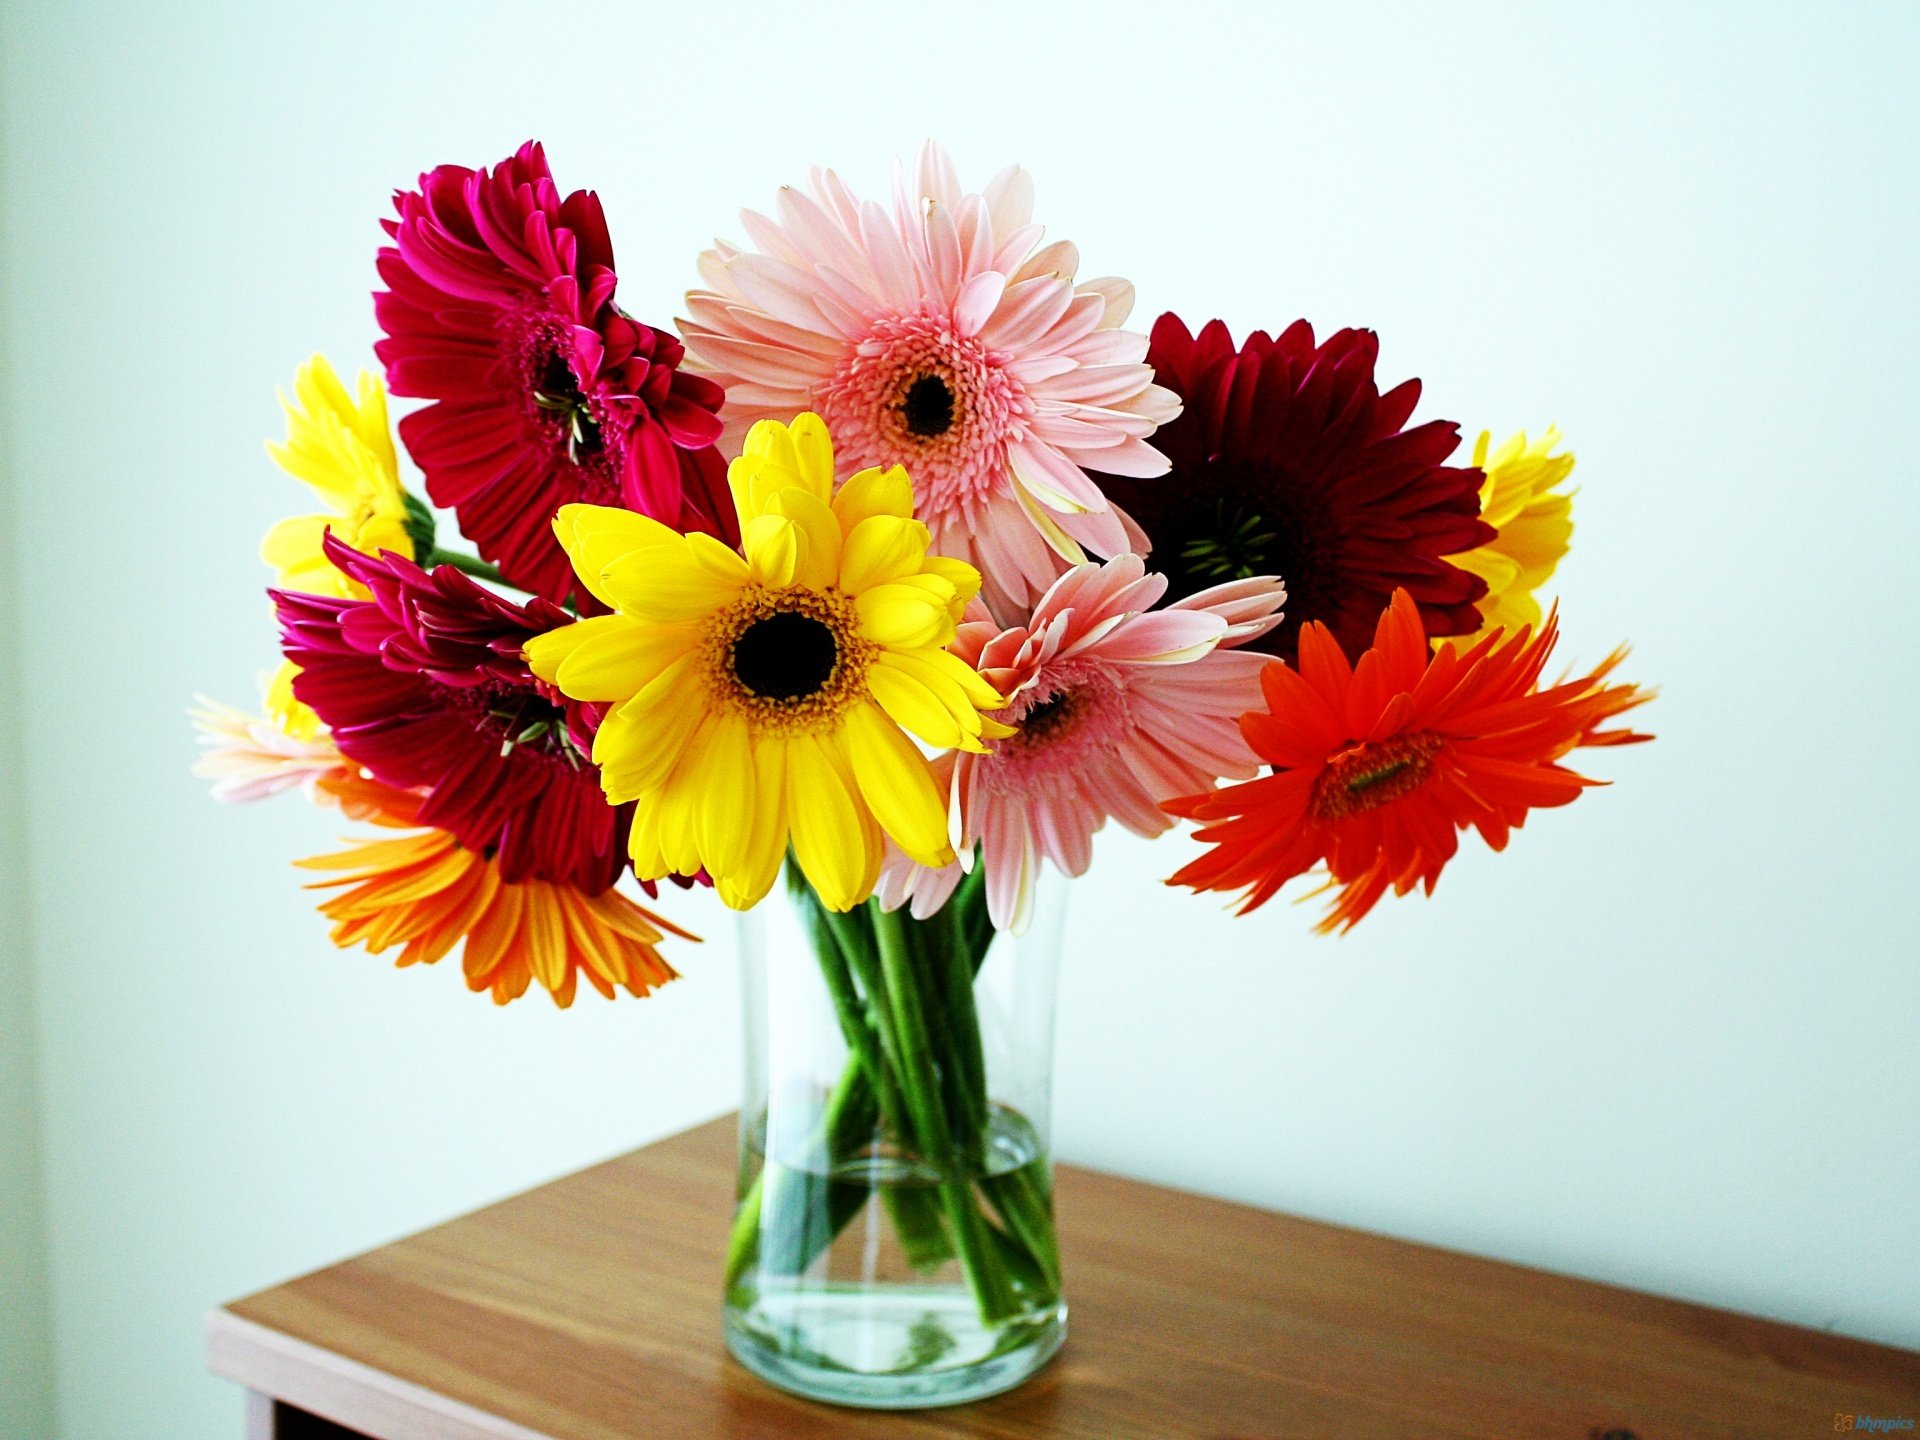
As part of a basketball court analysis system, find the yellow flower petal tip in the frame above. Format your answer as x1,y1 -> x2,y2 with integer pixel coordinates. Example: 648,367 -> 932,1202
263,354 -> 416,599
1445,427 -> 1576,644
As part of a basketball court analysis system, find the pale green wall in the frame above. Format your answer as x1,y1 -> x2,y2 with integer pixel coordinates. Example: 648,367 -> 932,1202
0,39 -> 57,1437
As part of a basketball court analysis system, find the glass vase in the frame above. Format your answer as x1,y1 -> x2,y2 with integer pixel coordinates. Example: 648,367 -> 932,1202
724,864 -> 1067,1408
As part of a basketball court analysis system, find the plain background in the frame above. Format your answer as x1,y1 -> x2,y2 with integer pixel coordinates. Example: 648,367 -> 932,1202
3,2 -> 1917,1435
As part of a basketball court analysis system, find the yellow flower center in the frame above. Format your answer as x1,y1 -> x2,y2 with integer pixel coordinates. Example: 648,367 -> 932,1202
1311,731 -> 1444,821
704,586 -> 875,734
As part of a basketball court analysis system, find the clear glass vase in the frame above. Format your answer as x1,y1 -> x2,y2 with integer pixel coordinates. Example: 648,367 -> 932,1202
724,865 -> 1067,1408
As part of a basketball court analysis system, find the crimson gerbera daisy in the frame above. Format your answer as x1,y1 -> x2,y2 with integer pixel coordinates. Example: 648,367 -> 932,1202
376,141 -> 733,604
1165,590 -> 1652,931
1090,314 -> 1494,664
272,534 -> 628,893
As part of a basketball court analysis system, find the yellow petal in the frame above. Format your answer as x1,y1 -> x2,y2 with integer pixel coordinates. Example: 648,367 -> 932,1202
717,737 -> 788,911
867,658 -> 967,750
840,515 -> 933,595
593,653 -> 705,802
693,712 -> 756,879
832,464 -> 915,533
912,645 -> 1008,711
545,615 -> 699,701
741,514 -> 800,587
922,556 -> 984,620
857,582 -> 952,649
786,412 -> 837,501
786,731 -> 874,911
768,487 -> 842,590
869,649 -> 1005,751
553,504 -> 685,610
843,702 -> 953,867
599,535 -> 744,620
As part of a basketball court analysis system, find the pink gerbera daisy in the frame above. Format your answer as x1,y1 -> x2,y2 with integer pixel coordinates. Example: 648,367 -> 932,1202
377,142 -> 733,604
878,556 -> 1286,931
678,142 -> 1179,620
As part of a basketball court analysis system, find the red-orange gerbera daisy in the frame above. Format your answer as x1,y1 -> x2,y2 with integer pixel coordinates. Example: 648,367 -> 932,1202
1165,590 -> 1651,931
299,772 -> 694,1007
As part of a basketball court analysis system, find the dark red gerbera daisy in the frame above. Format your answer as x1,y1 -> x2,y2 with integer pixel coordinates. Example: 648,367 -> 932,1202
273,535 -> 628,893
1090,314 -> 1494,664
375,141 -> 734,604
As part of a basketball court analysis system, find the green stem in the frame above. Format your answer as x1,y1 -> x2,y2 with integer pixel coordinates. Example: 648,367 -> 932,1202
424,547 -> 509,587
870,907 -> 1019,1323
727,868 -> 1058,1321
805,897 -> 953,1269
724,1060 -> 872,1294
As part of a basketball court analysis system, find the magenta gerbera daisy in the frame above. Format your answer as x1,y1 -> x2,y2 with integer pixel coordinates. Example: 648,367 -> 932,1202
678,141 -> 1179,621
878,555 -> 1285,931
376,141 -> 733,604
1089,314 -> 1494,664
272,535 -> 628,892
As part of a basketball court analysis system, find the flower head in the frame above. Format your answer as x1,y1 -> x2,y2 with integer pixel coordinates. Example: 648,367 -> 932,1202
273,537 -> 629,893
259,355 -> 415,600
526,413 -> 1010,912
1090,315 -> 1494,664
190,688 -> 352,804
1445,427 -> 1576,641
880,556 -> 1285,931
376,142 -> 731,604
1166,590 -> 1652,931
679,142 -> 1177,620
298,773 -> 692,1007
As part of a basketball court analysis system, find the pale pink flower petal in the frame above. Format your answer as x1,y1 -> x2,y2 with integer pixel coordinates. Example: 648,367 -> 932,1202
679,142 -> 1178,622
879,558 -> 1288,931
189,694 -> 351,804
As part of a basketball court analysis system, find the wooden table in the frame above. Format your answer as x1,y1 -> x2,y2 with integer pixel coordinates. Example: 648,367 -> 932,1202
208,1115 -> 1919,1439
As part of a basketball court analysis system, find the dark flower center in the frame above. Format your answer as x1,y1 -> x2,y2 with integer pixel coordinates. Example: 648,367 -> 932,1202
733,611 -> 839,701
901,374 -> 956,438
440,681 -> 578,766
1180,501 -> 1282,585
1017,689 -> 1076,740
1154,471 -> 1340,658
1310,732 -> 1444,820
532,351 -> 605,465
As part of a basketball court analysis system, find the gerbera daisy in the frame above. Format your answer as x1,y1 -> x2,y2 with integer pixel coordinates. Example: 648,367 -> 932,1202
1089,314 -> 1494,664
1445,427 -> 1576,641
189,689 -> 351,805
259,354 -> 417,601
298,772 -> 692,1007
376,141 -> 731,604
678,141 -> 1177,620
526,413 -> 1010,912
1166,590 -> 1652,931
878,555 -> 1286,932
273,536 -> 629,893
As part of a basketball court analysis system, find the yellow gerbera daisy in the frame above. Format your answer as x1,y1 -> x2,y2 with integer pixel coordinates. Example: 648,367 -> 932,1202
262,659 -> 323,742
1445,427 -> 1576,640
259,354 -> 415,600
527,413 -> 1011,912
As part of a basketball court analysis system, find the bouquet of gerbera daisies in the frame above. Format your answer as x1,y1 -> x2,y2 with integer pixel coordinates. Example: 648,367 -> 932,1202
194,139 -> 1650,1404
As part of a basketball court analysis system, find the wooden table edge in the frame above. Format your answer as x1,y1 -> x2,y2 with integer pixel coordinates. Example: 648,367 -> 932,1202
206,1307 -> 554,1440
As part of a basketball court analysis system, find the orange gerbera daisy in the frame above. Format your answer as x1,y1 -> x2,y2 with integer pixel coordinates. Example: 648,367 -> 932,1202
296,772 -> 695,1006
1165,590 -> 1651,931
